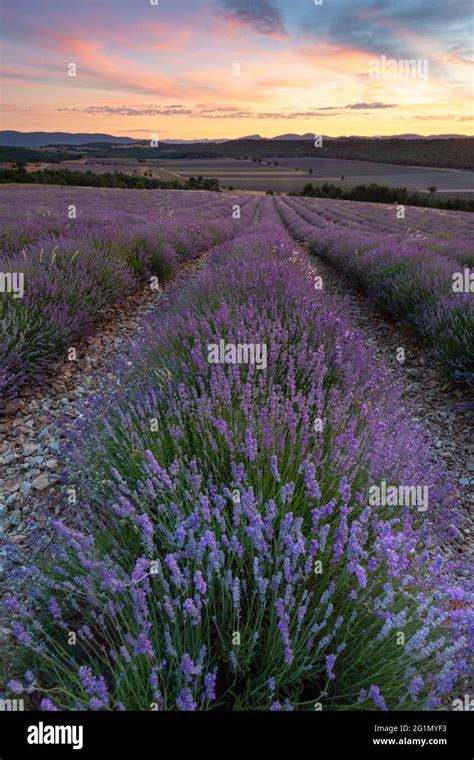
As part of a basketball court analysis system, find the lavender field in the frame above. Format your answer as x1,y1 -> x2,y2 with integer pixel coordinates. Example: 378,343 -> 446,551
1,187 -> 472,398
0,186 -> 259,398
276,195 -> 474,384
0,185 -> 472,714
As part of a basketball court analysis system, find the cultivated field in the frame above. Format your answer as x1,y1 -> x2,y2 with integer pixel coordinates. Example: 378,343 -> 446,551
44,161 -> 182,182
0,185 -> 472,712
34,156 -> 474,197
274,157 -> 474,196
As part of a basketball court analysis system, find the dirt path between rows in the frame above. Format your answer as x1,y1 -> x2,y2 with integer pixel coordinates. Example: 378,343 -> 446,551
304,246 -> 473,565
0,250 -> 214,689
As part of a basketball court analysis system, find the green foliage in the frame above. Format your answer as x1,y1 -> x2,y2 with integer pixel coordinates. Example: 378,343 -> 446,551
185,176 -> 220,191
297,182 -> 474,212
0,166 -> 184,189
0,167 -> 217,193
61,137 -> 474,171
0,146 -> 83,163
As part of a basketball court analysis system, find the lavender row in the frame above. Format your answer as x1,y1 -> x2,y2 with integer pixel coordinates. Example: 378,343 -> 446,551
6,229 -> 471,710
286,196 -> 473,264
0,186 -> 256,256
276,197 -> 473,384
292,195 -> 474,242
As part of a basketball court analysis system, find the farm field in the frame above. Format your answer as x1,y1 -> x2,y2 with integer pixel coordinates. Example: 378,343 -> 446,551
43,161 -> 182,181
39,157 -> 310,191
272,158 -> 474,197
157,158 -> 308,191
149,157 -> 474,196
0,185 -> 472,714
0,185 -> 259,397
28,156 -> 474,197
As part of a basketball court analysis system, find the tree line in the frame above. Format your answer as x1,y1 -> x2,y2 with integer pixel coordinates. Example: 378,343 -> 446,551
0,166 -> 221,191
294,182 -> 474,212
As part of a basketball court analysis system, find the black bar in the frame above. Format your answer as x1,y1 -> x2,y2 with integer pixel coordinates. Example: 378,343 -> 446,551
0,710 -> 471,758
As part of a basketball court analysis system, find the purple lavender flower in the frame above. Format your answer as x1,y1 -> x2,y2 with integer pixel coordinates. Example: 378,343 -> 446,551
338,477 -> 351,503
47,598 -> 62,621
7,680 -> 23,694
355,565 -> 367,589
40,698 -> 59,711
408,675 -> 424,700
6,214 -> 470,712
78,666 -> 110,708
165,554 -> 185,587
280,482 -> 295,505
135,513 -> 154,550
134,634 -> 154,658
232,577 -> 241,612
368,685 -> 388,711
244,428 -> 257,461
194,570 -> 207,595
203,672 -> 217,702
183,598 -> 201,624
270,455 -> 281,482
176,687 -> 197,711
325,654 -> 337,681
357,688 -> 367,704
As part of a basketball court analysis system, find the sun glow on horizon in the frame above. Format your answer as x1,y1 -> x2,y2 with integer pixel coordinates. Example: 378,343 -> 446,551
1,0 -> 472,138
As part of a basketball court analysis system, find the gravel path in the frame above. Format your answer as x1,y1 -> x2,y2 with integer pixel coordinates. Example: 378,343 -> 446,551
0,255 -> 212,532
305,247 -> 473,560
0,252 -> 212,682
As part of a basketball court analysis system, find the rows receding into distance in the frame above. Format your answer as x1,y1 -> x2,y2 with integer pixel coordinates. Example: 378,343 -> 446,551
0,186 -> 472,711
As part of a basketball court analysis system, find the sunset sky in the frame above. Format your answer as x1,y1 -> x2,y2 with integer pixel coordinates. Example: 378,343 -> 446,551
1,0 -> 472,139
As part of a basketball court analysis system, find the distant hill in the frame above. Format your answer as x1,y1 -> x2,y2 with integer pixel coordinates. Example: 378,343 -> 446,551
159,138 -> 231,144
163,132 -> 469,142
272,133 -> 469,140
1,131 -> 470,148
0,131 -> 136,147
372,133 -> 469,140
272,133 -> 328,140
